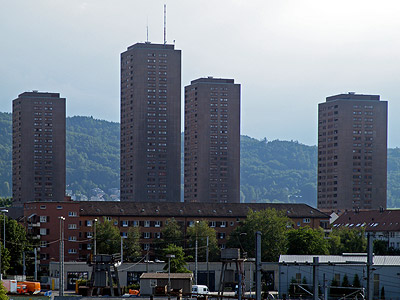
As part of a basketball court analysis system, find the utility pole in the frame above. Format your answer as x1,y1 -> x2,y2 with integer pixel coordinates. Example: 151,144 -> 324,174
323,273 -> 328,300
23,252 -> 26,276
34,248 -> 38,281
367,232 -> 373,300
312,257 -> 319,300
59,216 -> 65,296
206,236 -> 209,288
121,237 -> 123,263
255,231 -> 261,300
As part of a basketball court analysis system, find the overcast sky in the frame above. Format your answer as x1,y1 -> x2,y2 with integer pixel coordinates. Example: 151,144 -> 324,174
1,0 -> 400,147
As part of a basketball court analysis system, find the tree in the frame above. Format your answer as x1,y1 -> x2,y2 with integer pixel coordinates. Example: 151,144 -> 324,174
123,227 -> 141,262
352,274 -> 361,288
328,227 -> 367,254
158,218 -> 183,249
186,220 -> 219,261
0,281 -> 8,300
96,218 -> 121,255
227,208 -> 290,261
374,240 -> 389,255
286,227 -> 329,255
2,215 -> 28,275
162,244 -> 191,273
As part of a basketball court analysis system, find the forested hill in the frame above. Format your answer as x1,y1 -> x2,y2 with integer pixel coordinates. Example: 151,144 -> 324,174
1,111 -> 400,207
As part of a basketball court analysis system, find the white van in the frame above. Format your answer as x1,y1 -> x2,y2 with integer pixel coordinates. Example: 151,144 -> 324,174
192,285 -> 209,295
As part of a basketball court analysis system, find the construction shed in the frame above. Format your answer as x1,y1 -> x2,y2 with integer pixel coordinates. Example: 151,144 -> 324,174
140,273 -> 193,295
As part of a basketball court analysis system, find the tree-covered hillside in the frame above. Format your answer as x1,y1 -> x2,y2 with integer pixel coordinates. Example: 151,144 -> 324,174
1,111 -> 400,207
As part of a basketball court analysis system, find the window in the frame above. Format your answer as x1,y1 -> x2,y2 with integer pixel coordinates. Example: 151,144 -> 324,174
57,205 -> 63,210
68,249 -> 77,254
68,236 -> 77,241
68,211 -> 77,217
143,244 -> 150,250
87,244 -> 92,250
40,205 -> 46,210
155,232 -> 161,239
133,220 -> 139,227
68,224 -> 77,230
40,241 -> 48,247
210,221 -> 216,228
144,232 -> 151,239
86,220 -> 92,227
86,232 -> 93,238
144,220 -> 150,227
220,221 -> 226,228
303,218 -> 311,223
122,220 -> 129,227
40,216 -> 47,223
155,221 -> 161,227
40,228 -> 47,235
121,232 -> 128,238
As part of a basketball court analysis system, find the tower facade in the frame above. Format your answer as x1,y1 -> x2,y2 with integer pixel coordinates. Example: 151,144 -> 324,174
317,93 -> 387,211
12,91 -> 66,205
120,43 -> 181,202
184,78 -> 240,203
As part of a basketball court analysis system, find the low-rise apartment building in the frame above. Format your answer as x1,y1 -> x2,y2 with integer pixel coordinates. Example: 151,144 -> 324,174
23,200 -> 329,274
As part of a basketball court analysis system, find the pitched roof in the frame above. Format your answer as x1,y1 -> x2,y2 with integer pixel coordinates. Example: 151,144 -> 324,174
140,273 -> 193,279
78,201 -> 328,219
332,209 -> 400,232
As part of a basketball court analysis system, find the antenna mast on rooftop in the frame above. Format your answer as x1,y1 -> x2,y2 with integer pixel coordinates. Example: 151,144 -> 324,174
146,16 -> 149,43
163,4 -> 167,45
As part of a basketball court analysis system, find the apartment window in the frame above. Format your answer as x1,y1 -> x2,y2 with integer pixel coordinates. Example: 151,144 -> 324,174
210,221 -> 216,228
144,232 -> 151,239
86,220 -> 92,227
155,221 -> 161,227
220,221 -> 226,228
303,218 -> 311,223
122,220 -> 129,227
144,220 -> 150,227
143,244 -> 150,250
68,211 -> 77,217
40,205 -> 46,210
40,228 -> 47,235
155,232 -> 161,239
68,249 -> 77,254
68,224 -> 77,230
133,221 -> 139,227
121,232 -> 128,238
68,236 -> 77,241
57,205 -> 63,210
87,244 -> 92,250
40,241 -> 48,247
40,216 -> 47,223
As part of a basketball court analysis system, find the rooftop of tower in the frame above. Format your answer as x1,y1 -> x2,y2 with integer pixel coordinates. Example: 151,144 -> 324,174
326,92 -> 380,102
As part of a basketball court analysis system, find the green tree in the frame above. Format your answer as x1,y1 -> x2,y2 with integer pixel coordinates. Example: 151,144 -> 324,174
352,274 -> 361,288
186,220 -> 219,261
373,240 -> 389,255
286,227 -> 329,255
0,281 -> 8,300
162,244 -> 191,273
227,208 -> 290,261
161,218 -> 183,247
329,227 -> 367,254
96,218 -> 120,255
2,215 -> 28,275
123,227 -> 141,262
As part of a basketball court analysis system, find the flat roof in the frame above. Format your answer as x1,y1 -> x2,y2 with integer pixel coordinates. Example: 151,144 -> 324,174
190,77 -> 235,85
127,43 -> 176,51
326,93 -> 380,102
140,273 -> 193,279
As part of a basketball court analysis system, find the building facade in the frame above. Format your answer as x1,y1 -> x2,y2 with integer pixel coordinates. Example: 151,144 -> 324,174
120,43 -> 181,202
317,93 -> 387,211
23,201 -> 329,274
12,91 -> 66,205
184,78 -> 240,203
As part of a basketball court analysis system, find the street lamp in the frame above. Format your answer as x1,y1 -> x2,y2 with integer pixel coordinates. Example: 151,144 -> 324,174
59,216 -> 65,296
93,218 -> 98,256
166,254 -> 175,293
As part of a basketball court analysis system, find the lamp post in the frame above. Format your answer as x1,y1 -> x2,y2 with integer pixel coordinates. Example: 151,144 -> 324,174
166,254 -> 175,293
59,216 -> 65,296
93,218 -> 98,256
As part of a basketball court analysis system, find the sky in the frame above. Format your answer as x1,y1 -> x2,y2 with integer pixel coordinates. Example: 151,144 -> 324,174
1,0 -> 400,147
